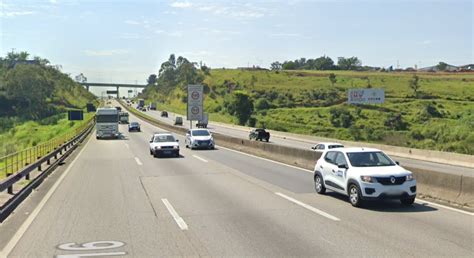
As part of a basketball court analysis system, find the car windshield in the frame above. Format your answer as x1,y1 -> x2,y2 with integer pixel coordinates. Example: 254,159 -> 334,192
192,130 -> 210,136
96,114 -> 118,123
154,135 -> 175,142
347,152 -> 395,167
131,122 -> 139,126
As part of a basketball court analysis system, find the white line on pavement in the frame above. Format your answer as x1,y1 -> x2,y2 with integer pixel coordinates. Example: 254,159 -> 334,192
275,192 -> 340,221
192,155 -> 208,163
0,135 -> 93,258
416,199 -> 473,216
134,157 -> 143,166
161,199 -> 188,230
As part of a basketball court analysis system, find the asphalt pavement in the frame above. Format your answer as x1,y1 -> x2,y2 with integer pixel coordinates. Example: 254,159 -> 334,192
0,110 -> 472,257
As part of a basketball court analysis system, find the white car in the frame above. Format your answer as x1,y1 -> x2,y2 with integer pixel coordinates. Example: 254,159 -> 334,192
185,129 -> 215,150
311,142 -> 344,152
313,147 -> 416,207
149,132 -> 180,158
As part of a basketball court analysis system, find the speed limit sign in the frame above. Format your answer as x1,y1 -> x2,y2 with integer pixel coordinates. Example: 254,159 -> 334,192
187,84 -> 203,121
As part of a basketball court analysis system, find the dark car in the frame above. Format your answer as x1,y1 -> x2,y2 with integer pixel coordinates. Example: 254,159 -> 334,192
128,122 -> 141,132
161,111 -> 168,117
249,128 -> 270,142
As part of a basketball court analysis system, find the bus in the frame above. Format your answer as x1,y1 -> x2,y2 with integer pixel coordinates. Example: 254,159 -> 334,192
96,107 -> 119,139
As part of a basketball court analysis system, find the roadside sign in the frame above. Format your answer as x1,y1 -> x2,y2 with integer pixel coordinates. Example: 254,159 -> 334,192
68,110 -> 84,120
106,90 -> 118,94
187,84 -> 203,121
348,89 -> 385,104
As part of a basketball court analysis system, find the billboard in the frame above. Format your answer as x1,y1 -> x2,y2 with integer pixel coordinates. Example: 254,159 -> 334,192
348,89 -> 385,104
187,84 -> 203,121
106,90 -> 118,94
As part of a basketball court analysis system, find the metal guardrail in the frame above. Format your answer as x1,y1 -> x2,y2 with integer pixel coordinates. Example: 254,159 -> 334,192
0,117 -> 95,222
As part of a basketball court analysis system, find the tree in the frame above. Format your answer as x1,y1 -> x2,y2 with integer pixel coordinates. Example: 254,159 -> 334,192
337,57 -> 362,70
224,90 -> 254,125
282,61 -> 296,70
75,73 -> 87,83
201,65 -> 211,75
255,98 -> 270,110
408,74 -> 420,97
328,73 -> 337,86
313,56 -> 335,70
4,64 -> 54,119
147,74 -> 157,85
270,61 -> 282,71
436,62 -> 448,71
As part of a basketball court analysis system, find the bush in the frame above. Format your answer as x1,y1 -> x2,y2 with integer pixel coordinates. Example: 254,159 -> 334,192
255,98 -> 270,111
329,107 -> 355,128
384,113 -> 408,130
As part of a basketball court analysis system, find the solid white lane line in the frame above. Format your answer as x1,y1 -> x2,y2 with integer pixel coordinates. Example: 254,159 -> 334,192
217,145 -> 313,173
0,135 -> 93,257
192,155 -> 208,163
161,199 -> 188,230
275,192 -> 340,221
415,199 -> 473,216
134,157 -> 143,166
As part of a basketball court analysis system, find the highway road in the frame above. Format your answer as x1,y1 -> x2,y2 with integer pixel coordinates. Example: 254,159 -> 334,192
136,107 -> 474,177
0,110 -> 472,257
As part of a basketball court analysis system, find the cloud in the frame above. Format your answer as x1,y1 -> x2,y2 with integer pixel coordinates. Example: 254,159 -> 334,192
168,2 -> 271,19
50,0 -> 58,4
420,40 -> 432,45
170,1 -> 192,8
0,10 -> 35,18
154,30 -> 183,37
83,49 -> 129,56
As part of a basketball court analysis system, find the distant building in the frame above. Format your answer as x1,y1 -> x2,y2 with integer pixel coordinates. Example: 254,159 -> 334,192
459,64 -> 474,71
418,63 -> 459,72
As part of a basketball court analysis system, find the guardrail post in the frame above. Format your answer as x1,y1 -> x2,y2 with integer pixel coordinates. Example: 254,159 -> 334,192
25,172 -> 30,180
7,185 -> 13,195
38,162 -> 42,171
47,158 -> 51,165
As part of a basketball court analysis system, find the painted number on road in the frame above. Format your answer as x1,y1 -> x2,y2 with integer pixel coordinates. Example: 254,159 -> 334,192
56,241 -> 126,257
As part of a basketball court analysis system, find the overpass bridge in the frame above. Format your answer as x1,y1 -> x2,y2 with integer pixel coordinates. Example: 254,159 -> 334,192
80,82 -> 147,97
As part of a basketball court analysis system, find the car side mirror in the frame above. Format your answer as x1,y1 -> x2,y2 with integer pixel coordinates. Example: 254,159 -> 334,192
395,161 -> 400,165
176,139 -> 179,142
311,146 -> 316,150
149,140 -> 153,143
338,164 -> 348,169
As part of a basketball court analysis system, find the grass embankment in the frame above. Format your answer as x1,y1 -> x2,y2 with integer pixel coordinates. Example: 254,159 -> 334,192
143,69 -> 474,154
0,112 -> 94,179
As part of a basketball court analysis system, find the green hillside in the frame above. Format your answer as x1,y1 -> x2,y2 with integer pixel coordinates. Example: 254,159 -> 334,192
142,58 -> 474,155
0,51 -> 97,156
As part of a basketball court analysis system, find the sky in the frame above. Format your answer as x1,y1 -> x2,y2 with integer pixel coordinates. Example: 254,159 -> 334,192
1,0 -> 473,94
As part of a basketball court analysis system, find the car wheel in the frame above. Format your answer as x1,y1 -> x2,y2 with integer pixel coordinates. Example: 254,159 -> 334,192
400,197 -> 415,206
150,149 -> 153,155
314,174 -> 326,194
348,184 -> 363,207
175,152 -> 180,157
266,138 -> 269,142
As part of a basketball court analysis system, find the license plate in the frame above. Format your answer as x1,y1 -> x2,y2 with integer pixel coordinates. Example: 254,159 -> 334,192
163,150 -> 171,154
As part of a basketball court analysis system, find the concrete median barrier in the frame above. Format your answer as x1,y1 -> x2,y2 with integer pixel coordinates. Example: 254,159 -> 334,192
121,101 -> 473,209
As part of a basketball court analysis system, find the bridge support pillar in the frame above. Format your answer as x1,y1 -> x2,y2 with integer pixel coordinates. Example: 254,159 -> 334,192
116,86 -> 120,98
86,85 -> 89,91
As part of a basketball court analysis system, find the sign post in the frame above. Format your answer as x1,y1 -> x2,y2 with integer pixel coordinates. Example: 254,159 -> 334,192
187,84 -> 203,129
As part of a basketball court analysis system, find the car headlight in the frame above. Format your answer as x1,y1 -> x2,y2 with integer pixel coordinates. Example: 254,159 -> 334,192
406,174 -> 414,181
154,146 -> 161,150
173,145 -> 179,149
360,175 -> 374,183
